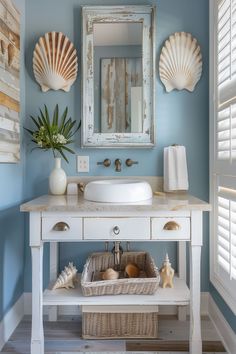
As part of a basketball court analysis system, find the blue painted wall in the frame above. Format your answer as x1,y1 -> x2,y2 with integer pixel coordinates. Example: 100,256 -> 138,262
0,0 -> 25,322
1,0 -> 235,339
210,285 -> 236,333
24,0 -> 210,294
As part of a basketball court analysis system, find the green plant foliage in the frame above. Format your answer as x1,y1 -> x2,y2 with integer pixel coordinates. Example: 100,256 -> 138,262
25,104 -> 80,163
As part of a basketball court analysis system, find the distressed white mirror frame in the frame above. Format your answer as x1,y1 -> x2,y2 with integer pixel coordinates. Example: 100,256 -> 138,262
82,6 -> 156,148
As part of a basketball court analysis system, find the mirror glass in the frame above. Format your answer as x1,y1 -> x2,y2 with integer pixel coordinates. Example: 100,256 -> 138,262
93,23 -> 143,134
82,6 -> 155,148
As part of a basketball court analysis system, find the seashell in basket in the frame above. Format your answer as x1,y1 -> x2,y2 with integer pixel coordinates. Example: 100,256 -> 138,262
52,262 -> 78,290
33,32 -> 78,92
125,263 -> 140,278
102,268 -> 119,281
81,252 -> 160,296
159,32 -> 202,92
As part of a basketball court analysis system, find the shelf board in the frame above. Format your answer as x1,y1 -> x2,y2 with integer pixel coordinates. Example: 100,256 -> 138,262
43,275 -> 190,306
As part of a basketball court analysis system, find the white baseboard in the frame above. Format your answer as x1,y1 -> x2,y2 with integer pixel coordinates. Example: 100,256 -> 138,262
0,295 -> 24,351
208,294 -> 236,354
24,291 -> 209,316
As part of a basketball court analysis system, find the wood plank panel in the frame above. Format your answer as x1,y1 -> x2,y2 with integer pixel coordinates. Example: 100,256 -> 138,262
0,0 -> 20,163
0,17 -> 20,50
0,151 -> 19,162
0,116 -> 20,133
0,128 -> 19,143
0,0 -> 20,48
0,139 -> 20,154
115,58 -> 126,132
126,57 -> 142,131
126,340 -> 226,352
0,92 -> 20,112
101,57 -> 142,133
0,0 -> 20,23
0,67 -> 19,91
0,104 -> 19,121
101,58 -> 116,133
0,77 -> 20,101
0,55 -> 20,78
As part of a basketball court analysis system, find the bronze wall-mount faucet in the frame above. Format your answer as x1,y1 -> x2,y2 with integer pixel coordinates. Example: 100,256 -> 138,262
115,159 -> 122,172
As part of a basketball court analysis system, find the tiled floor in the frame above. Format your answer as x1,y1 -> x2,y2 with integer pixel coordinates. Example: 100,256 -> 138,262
1,316 -> 227,353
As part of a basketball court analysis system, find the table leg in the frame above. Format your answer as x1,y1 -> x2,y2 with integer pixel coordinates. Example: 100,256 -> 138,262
189,211 -> 202,354
48,242 -> 59,321
178,241 -> 187,321
31,244 -> 44,354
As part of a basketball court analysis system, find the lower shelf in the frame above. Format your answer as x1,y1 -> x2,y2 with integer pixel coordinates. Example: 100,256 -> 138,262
43,275 -> 190,306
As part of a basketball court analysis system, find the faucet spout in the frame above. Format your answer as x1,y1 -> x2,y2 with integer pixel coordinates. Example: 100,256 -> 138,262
115,159 -> 122,172
112,241 -> 123,270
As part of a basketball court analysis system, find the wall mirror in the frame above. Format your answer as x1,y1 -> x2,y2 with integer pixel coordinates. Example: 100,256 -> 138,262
82,6 -> 156,147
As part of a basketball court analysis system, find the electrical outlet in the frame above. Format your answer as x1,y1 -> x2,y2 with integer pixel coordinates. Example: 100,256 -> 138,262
77,156 -> 89,173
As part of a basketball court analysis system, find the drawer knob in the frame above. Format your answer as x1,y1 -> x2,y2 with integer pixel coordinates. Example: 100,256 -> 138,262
113,226 -> 120,235
53,222 -> 70,232
163,221 -> 181,231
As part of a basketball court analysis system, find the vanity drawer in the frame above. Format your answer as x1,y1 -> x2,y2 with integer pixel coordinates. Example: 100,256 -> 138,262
42,217 -> 82,241
151,218 -> 190,241
83,218 -> 150,240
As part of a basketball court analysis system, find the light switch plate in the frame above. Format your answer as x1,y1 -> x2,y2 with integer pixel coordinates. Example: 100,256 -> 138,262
77,155 -> 89,173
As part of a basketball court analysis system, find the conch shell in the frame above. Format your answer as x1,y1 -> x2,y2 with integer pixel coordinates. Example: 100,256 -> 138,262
102,268 -> 119,281
52,262 -> 78,290
125,263 -> 140,278
160,254 -> 175,288
33,31 -> 78,92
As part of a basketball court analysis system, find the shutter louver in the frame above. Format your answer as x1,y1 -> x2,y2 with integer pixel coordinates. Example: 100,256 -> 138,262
217,186 -> 236,280
217,0 -> 236,161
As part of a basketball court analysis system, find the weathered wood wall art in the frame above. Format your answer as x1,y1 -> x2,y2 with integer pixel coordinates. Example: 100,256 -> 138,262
33,32 -> 78,92
0,0 -> 20,163
101,57 -> 142,133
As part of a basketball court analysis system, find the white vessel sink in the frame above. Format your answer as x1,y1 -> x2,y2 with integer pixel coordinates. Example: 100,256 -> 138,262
84,179 -> 153,203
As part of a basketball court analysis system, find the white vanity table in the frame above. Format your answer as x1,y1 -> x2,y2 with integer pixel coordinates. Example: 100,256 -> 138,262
21,193 -> 210,354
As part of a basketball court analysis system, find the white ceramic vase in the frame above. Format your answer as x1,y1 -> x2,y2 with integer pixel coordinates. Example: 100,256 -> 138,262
49,157 -> 67,195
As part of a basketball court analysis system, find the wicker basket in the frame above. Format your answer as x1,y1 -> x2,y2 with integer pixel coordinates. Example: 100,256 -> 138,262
82,305 -> 159,339
81,251 -> 160,296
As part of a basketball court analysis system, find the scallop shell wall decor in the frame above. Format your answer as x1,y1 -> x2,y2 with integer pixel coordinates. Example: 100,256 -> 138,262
159,32 -> 202,93
33,32 -> 78,92
52,262 -> 78,290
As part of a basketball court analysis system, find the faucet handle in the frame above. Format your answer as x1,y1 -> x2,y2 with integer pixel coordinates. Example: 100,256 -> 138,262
126,158 -> 139,167
97,158 -> 111,167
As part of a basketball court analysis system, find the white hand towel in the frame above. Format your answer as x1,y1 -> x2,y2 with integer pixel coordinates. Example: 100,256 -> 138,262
164,145 -> 189,192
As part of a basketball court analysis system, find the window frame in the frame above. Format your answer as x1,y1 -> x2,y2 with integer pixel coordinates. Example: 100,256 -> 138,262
210,0 -> 236,315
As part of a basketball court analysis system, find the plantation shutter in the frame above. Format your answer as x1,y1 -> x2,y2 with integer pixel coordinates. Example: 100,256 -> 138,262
217,178 -> 236,282
217,0 -> 236,167
211,0 -> 236,314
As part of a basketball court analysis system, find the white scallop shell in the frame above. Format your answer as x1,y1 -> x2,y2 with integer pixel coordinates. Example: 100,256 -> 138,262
102,268 -> 119,280
33,32 -> 78,92
52,262 -> 78,290
159,32 -> 202,92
